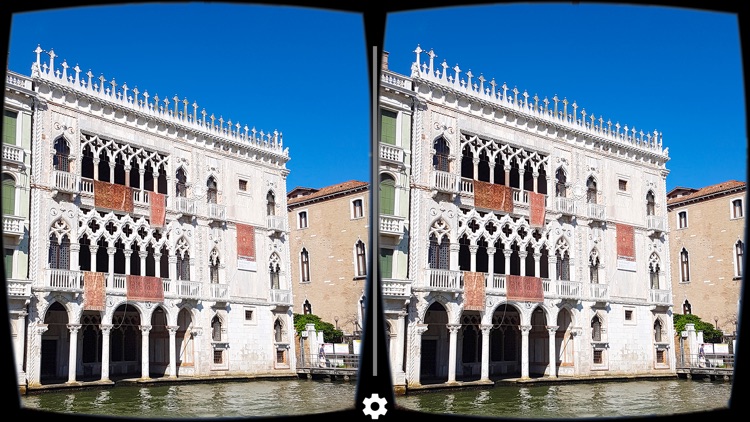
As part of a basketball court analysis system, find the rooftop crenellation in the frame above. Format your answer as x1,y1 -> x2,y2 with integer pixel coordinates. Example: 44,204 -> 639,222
411,45 -> 667,157
30,45 -> 288,158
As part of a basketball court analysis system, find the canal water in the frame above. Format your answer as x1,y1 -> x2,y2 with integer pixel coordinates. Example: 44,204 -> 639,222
19,377 -> 732,419
19,379 -> 357,418
395,378 -> 733,418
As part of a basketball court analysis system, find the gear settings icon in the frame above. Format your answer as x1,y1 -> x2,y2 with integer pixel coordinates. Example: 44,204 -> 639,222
362,393 -> 388,419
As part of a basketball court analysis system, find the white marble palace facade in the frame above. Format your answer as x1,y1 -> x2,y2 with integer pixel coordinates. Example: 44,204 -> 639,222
13,46 -> 296,390
395,46 -> 676,390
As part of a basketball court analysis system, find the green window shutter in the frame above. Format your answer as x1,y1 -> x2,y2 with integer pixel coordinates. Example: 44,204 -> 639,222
2,175 -> 15,215
379,175 -> 395,215
379,248 -> 393,279
3,110 -> 18,145
380,110 -> 397,145
4,248 -> 13,279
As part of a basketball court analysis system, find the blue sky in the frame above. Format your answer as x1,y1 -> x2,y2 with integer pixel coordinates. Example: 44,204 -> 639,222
384,3 -> 747,192
6,3 -> 370,192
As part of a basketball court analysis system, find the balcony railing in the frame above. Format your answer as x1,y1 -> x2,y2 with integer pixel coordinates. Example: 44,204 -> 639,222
512,188 -> 530,205
173,196 -> 197,215
207,283 -> 229,301
80,177 -> 94,195
2,144 -> 24,164
588,282 -> 609,301
650,288 -> 671,305
586,203 -> 606,220
554,196 -> 577,215
647,215 -> 667,232
52,170 -> 79,193
46,269 -> 82,290
2,215 -> 25,236
486,274 -> 506,293
555,279 -> 582,299
207,203 -> 226,220
380,143 -> 404,163
6,278 -> 32,298
459,178 -> 474,195
379,215 -> 404,237
271,289 -> 292,305
133,189 -> 150,206
422,269 -> 462,290
267,215 -> 287,232
432,170 -> 458,193
381,278 -> 411,298
171,279 -> 202,299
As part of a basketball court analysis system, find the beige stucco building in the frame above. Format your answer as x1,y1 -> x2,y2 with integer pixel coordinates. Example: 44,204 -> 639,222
287,181 -> 370,339
667,180 -> 745,336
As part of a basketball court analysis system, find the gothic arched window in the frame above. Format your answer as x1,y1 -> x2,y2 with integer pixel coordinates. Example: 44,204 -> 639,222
646,191 -> 656,216
207,176 -> 218,204
433,137 -> 450,172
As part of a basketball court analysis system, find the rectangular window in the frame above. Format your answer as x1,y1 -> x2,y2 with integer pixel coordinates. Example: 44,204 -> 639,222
678,211 -> 688,229
618,179 -> 627,191
732,199 -> 743,219
656,349 -> 665,364
3,109 -> 17,145
298,211 -> 308,229
380,248 -> 393,279
213,350 -> 224,364
276,349 -> 286,364
352,199 -> 364,219
593,350 -> 603,364
238,179 -> 247,191
4,248 -> 14,279
245,310 -> 254,321
380,109 -> 397,145
625,310 -> 633,321
356,241 -> 367,277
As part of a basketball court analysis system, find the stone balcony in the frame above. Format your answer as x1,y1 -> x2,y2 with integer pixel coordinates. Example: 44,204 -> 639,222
267,215 -> 287,233
379,214 -> 405,239
6,278 -> 32,300
650,288 -> 672,307
585,202 -> 606,221
553,196 -> 577,215
2,144 -> 25,166
647,215 -> 667,233
52,170 -> 79,193
2,215 -> 25,237
173,196 -> 197,215
380,143 -> 405,165
270,289 -> 292,307
431,170 -> 458,194
381,278 -> 412,300
207,203 -> 226,221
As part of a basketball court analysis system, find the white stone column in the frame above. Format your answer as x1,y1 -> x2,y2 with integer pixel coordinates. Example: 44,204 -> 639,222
472,158 -> 479,180
488,164 -> 495,184
109,163 -> 115,184
534,252 -> 541,278
154,253 -> 162,278
139,169 -> 145,192
449,244 -> 460,272
504,167 -> 511,187
480,324 -> 492,381
67,324 -> 81,383
107,247 -> 116,287
93,158 -> 100,180
140,325 -> 151,380
447,324 -> 460,383
521,325 -> 531,379
547,325 -> 558,378
100,324 -> 112,382
168,326 -> 178,378
504,250 -> 512,275
549,256 -> 558,282
469,245 -> 478,272
124,250 -> 132,275
12,311 -> 28,384
27,324 -> 48,388
124,165 -> 131,187
89,245 -> 98,272
169,255 -> 177,281
519,251 -> 527,276
70,243 -> 80,272
487,247 -> 496,287
532,171 -> 539,193
407,324 -> 428,388
139,251 -> 148,276
519,169 -> 525,192
392,312 -> 407,386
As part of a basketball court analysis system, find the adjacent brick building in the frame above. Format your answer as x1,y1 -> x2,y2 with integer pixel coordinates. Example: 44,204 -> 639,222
287,181 -> 370,339
667,180 -> 745,336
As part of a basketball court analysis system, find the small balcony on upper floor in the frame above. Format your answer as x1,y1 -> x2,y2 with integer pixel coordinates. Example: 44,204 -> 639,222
3,215 -> 26,237
267,215 -> 287,233
6,278 -> 32,300
109,274 -> 202,301
552,196 -> 577,216
270,288 -> 293,308
587,282 -> 609,304
585,202 -> 606,221
42,268 -> 83,293
431,170 -> 459,195
647,215 -> 667,233
381,278 -> 412,301
206,202 -> 226,221
173,196 -> 197,216
52,170 -> 80,194
380,143 -> 405,166
379,214 -> 405,239
2,144 -> 25,166
415,269 -> 463,293
650,288 -> 672,308
206,282 -> 229,302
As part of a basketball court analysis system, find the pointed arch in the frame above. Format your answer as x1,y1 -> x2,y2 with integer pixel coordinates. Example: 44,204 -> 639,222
175,167 -> 188,197
206,175 -> 218,204
646,190 -> 656,216
649,252 -> 661,289
433,136 -> 450,171
53,136 -> 71,172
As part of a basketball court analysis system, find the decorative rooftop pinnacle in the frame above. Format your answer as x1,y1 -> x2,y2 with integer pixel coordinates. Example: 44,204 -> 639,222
30,45 -> 288,158
411,44 -> 667,157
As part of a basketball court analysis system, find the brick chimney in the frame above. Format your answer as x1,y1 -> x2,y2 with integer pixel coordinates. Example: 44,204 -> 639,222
382,51 -> 389,71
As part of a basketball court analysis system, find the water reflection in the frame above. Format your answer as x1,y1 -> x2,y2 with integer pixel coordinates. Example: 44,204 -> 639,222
21,379 -> 356,418
395,379 -> 732,419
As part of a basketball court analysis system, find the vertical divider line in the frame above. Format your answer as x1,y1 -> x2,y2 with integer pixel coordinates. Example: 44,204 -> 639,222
371,44 -> 379,377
